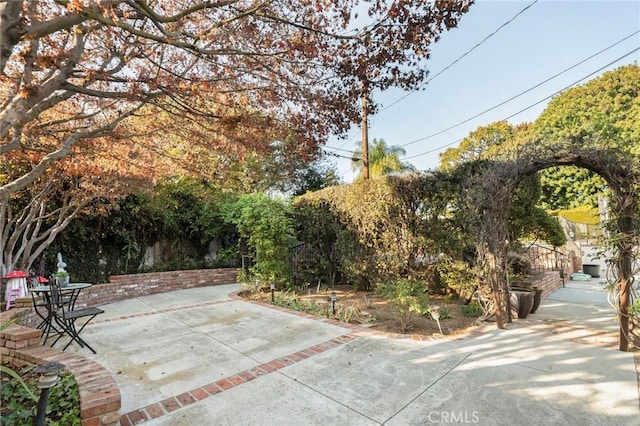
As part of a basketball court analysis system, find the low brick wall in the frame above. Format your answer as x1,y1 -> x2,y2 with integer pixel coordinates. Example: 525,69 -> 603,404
75,268 -> 238,308
0,324 -> 120,426
512,270 -> 564,299
1,268 -> 238,326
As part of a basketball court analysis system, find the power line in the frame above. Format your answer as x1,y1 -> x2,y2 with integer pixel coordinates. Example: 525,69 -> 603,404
398,30 -> 640,149
326,0 -> 538,153
403,46 -> 640,161
381,0 -> 539,113
323,149 -> 355,160
324,145 -> 356,154
502,47 -> 639,121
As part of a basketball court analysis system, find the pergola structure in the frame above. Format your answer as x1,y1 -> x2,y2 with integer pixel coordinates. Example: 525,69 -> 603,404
466,141 -> 639,352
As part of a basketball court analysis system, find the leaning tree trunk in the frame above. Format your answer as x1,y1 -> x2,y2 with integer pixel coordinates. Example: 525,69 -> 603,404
483,209 -> 512,328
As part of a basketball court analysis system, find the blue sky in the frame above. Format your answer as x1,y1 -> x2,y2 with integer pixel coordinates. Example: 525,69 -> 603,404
324,0 -> 640,182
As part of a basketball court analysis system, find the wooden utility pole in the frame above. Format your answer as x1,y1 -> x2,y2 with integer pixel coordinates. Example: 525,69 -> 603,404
360,78 -> 369,180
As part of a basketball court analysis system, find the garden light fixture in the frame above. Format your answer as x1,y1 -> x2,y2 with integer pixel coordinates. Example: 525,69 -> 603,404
270,283 -> 275,303
34,361 -> 65,426
330,291 -> 337,315
429,305 -> 443,334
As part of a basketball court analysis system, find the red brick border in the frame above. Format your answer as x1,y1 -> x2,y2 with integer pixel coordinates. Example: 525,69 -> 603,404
0,325 -> 120,426
115,295 -> 498,425
4,279 -> 632,426
119,333 -> 360,425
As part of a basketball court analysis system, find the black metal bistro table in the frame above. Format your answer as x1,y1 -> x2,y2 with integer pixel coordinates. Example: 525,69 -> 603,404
29,283 -> 98,352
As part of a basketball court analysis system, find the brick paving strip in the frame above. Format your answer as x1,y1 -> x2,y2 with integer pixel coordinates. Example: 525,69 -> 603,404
118,332 -> 361,425
86,293 -> 366,425
91,299 -> 231,324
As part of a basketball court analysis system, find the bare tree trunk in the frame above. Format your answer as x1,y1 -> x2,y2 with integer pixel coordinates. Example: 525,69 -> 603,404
487,248 -> 506,328
1,175 -> 91,274
617,212 -> 634,352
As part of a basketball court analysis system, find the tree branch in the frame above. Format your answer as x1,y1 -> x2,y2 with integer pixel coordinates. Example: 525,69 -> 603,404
0,0 -> 26,74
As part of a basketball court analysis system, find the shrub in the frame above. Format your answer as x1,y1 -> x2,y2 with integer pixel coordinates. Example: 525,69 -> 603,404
224,194 -> 296,287
437,259 -> 478,302
431,307 -> 452,320
460,302 -> 483,318
376,279 -> 430,333
507,253 -> 532,277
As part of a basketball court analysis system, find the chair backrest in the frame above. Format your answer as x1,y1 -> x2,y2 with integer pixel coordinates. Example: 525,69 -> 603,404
49,278 -> 64,311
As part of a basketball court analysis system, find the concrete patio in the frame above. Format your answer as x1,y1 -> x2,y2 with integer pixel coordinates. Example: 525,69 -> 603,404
63,281 -> 639,425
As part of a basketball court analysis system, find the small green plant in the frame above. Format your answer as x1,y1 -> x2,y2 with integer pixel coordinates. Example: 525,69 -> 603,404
54,270 -> 70,286
377,279 -> 430,333
460,302 -> 483,318
0,368 -> 80,426
432,308 -> 452,320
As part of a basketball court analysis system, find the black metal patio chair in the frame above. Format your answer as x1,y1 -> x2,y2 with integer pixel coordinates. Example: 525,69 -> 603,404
48,279 -> 104,353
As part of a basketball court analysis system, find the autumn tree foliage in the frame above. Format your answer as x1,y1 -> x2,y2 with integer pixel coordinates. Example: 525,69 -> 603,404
0,0 -> 472,273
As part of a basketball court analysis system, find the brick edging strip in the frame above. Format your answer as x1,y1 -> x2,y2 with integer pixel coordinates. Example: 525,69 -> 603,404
91,299 -> 230,325
119,332 -> 361,425
97,289 -> 640,424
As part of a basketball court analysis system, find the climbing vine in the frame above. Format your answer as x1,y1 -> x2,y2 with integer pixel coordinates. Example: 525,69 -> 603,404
460,140 -> 639,351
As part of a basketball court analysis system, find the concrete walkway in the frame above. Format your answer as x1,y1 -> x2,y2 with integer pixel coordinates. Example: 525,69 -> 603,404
65,282 -> 639,425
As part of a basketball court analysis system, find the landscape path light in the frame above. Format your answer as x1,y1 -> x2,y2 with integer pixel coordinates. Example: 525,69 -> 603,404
34,361 -> 65,426
429,305 -> 443,335
270,283 -> 275,303
330,291 -> 337,316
